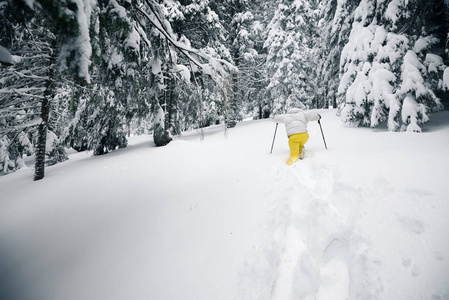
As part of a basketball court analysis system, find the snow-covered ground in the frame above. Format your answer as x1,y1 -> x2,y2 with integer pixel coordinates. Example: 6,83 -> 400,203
1,109 -> 449,300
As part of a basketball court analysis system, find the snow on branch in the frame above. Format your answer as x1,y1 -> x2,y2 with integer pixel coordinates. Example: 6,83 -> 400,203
0,117 -> 42,135
0,86 -> 46,96
11,88 -> 46,99
13,71 -> 49,80
135,1 -> 236,81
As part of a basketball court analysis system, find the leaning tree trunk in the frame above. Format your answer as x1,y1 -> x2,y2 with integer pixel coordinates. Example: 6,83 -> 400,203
34,96 -> 50,181
34,65 -> 55,181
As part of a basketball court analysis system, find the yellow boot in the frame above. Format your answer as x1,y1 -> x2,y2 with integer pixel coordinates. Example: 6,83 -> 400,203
287,156 -> 299,166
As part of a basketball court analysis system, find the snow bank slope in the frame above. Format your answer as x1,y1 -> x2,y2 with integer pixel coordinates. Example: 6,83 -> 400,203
1,110 -> 449,300
239,110 -> 449,300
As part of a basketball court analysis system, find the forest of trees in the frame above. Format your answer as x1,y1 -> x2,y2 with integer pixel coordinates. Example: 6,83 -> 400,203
1,0 -> 448,179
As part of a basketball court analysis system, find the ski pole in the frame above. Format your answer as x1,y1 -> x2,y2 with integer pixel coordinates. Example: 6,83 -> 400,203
318,119 -> 328,150
270,123 -> 278,154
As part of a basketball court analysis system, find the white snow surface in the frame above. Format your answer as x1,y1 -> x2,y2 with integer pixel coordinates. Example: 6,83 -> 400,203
1,109 -> 449,300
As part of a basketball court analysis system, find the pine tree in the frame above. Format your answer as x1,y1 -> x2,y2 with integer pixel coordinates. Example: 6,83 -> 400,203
264,0 -> 320,114
227,0 -> 274,120
138,0 -> 235,140
0,2 -> 33,175
0,2 -> 62,178
166,0 -> 235,131
315,0 -> 359,109
245,0 -> 276,119
67,0 -> 139,155
338,0 -> 446,132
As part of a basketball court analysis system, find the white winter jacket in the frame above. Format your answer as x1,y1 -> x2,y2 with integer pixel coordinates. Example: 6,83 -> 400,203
273,109 -> 320,137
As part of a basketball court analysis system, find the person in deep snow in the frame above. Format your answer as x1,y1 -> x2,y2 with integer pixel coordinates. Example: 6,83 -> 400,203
273,108 -> 321,165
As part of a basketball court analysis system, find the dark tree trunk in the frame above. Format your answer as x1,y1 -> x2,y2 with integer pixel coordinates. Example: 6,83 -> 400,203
34,60 -> 55,180
34,95 -> 50,181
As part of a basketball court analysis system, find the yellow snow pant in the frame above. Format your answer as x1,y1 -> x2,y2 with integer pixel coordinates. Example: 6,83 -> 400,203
288,132 -> 309,165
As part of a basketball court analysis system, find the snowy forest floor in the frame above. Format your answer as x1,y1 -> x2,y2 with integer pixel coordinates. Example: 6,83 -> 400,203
1,109 -> 449,300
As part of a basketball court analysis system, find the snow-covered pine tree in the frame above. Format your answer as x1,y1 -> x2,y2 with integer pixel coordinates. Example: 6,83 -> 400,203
215,0 -> 274,120
68,0 -> 139,155
131,0 -> 185,145
264,0 -> 320,114
0,2 -> 63,178
0,1 -> 33,175
316,0 -> 359,109
0,0 -> 95,179
242,0 -> 276,119
160,0 -> 231,133
138,0 -> 235,140
208,0 -> 247,126
338,0 -> 446,132
162,0 -> 246,129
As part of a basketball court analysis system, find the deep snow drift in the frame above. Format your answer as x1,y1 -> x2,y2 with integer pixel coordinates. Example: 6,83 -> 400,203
1,109 -> 449,300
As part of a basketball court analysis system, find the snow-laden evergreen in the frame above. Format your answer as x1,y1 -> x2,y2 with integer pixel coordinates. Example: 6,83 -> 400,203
1,109 -> 449,299
315,0 -> 359,109
264,0 -> 320,112
338,0 -> 445,132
